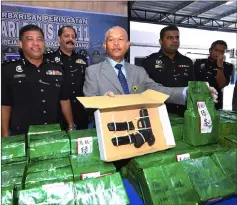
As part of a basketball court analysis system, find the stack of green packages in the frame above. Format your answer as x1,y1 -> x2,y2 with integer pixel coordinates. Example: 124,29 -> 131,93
183,82 -> 220,146
2,135 -> 26,164
127,141 -> 202,178
68,129 -> 116,181
18,182 -> 75,204
138,163 -> 200,205
29,131 -> 70,161
25,157 -> 73,189
1,161 -> 27,205
211,149 -> 237,187
74,173 -> 129,205
169,114 -> 184,141
181,156 -> 236,202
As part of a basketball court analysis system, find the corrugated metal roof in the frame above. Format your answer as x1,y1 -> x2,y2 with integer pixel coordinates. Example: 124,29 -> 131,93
130,1 -> 237,32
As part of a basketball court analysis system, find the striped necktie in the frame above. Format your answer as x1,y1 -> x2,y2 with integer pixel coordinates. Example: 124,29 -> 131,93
115,64 -> 130,94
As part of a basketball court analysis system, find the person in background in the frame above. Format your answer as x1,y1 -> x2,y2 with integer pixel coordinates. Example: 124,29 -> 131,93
194,40 -> 233,109
142,25 -> 195,116
232,80 -> 237,111
1,24 -> 74,137
45,25 -> 88,129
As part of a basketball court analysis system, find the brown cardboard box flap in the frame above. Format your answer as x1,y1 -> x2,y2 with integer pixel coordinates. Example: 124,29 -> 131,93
77,90 -> 169,109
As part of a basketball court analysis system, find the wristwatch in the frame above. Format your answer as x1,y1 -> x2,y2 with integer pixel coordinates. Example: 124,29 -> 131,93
67,124 -> 76,131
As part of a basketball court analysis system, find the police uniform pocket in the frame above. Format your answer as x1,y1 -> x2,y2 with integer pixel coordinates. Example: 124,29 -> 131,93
43,76 -> 63,88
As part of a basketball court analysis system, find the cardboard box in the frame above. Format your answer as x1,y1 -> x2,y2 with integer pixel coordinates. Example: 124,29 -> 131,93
78,90 -> 176,162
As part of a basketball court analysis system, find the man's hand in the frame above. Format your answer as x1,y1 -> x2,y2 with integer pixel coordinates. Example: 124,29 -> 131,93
216,53 -> 224,68
104,91 -> 115,97
209,87 -> 218,103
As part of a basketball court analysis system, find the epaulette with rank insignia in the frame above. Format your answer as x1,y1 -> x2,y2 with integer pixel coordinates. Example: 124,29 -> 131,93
144,52 -> 158,60
2,58 -> 22,65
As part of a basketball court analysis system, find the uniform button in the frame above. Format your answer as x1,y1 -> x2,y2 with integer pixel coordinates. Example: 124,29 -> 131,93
72,82 -> 74,84
69,58 -> 71,61
19,81 -> 21,83
56,79 -> 58,81
206,77 -> 209,79
74,100 -> 77,102
174,78 -> 177,80
44,122 -> 47,125
43,111 -> 47,113
38,70 -> 40,72
71,74 -> 74,76
42,100 -> 46,103
41,89 -> 44,92
70,65 -> 72,68
73,91 -> 75,93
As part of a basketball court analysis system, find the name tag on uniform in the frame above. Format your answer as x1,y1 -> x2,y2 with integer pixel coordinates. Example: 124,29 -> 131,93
46,70 -> 62,75
76,59 -> 86,64
14,74 -> 26,78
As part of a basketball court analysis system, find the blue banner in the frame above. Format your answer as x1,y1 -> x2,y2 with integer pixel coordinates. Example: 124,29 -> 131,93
1,4 -> 127,63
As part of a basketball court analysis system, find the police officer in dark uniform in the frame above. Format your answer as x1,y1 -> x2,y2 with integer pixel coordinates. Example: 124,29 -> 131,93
142,25 -> 194,116
1,25 -> 74,137
45,25 -> 88,129
194,40 -> 233,109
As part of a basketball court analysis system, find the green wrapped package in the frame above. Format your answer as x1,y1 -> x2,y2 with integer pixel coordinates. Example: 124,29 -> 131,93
67,129 -> 98,155
28,124 -> 61,135
1,135 -> 26,164
70,155 -> 116,181
2,161 -> 27,190
169,114 -> 184,124
211,149 -> 237,184
74,173 -> 129,205
219,110 -> 237,136
127,141 -> 202,177
219,110 -> 237,121
25,158 -> 73,189
224,135 -> 237,147
171,124 -> 183,141
27,157 -> 71,173
218,135 -> 237,148
181,156 -> 236,202
196,143 -> 228,156
183,82 -> 220,146
29,131 -> 70,160
1,188 -> 13,205
27,124 -> 61,147
18,182 -> 75,205
138,163 -> 199,205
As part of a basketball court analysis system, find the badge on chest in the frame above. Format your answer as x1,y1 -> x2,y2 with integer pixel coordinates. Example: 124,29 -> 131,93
46,70 -> 62,75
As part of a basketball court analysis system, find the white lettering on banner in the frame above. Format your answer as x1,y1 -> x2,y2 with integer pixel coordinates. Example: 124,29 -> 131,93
197,101 -> 213,133
81,172 -> 101,180
1,11 -> 90,48
77,137 -> 93,154
176,153 -> 190,162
